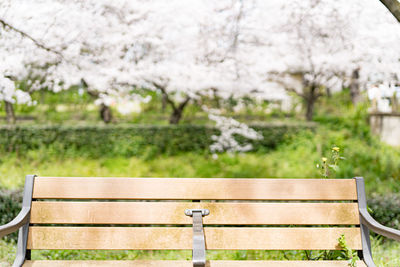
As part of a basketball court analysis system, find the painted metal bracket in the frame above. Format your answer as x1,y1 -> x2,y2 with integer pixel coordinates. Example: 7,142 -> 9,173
0,175 -> 35,267
355,177 -> 400,267
185,209 -> 210,267
13,175 -> 36,267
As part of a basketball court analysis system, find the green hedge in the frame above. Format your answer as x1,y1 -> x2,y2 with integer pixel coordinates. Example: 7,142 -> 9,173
0,189 -> 22,242
0,124 -> 313,158
368,193 -> 400,230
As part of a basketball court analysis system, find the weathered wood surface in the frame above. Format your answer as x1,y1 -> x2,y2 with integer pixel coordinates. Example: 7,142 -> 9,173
28,227 -> 362,250
31,202 -> 360,225
33,177 -> 357,200
23,260 -> 367,267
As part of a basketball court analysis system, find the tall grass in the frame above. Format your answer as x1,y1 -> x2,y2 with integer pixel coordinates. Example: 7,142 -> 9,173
1,126 -> 399,195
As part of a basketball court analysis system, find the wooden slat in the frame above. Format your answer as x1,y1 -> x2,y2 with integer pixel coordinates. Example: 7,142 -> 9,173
27,227 -> 362,250
30,202 -> 360,225
23,260 -> 368,267
32,177 -> 358,200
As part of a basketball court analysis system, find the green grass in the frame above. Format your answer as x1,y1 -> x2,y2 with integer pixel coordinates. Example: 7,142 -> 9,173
0,240 -> 15,266
0,150 -> 398,195
372,237 -> 400,266
1,126 -> 399,195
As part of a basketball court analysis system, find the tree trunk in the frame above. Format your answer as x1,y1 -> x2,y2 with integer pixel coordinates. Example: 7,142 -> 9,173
168,97 -> 191,124
161,94 -> 167,112
154,84 -> 191,125
86,89 -> 112,123
4,101 -> 16,124
326,87 -> 332,98
305,85 -> 317,121
212,88 -> 220,108
169,108 -> 183,124
350,68 -> 361,105
100,104 -> 112,124
305,99 -> 315,121
379,0 -> 400,23
392,93 -> 399,112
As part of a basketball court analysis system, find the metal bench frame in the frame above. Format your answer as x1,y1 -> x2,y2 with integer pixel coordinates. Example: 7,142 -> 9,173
0,175 -> 399,267
0,175 -> 35,267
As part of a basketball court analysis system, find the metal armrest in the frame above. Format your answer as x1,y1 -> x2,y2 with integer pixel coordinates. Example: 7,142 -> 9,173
355,177 -> 400,242
355,177 -> 399,267
1,175 -> 36,267
0,206 -> 30,239
359,208 -> 400,242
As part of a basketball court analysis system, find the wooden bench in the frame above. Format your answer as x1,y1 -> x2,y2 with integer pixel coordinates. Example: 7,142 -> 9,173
1,175 -> 399,267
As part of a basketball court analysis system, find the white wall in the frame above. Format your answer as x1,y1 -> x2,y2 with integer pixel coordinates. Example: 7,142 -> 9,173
370,114 -> 400,147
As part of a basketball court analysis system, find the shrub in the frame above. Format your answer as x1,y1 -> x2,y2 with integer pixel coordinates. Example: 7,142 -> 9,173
0,189 -> 22,242
368,193 -> 400,230
0,124 -> 313,158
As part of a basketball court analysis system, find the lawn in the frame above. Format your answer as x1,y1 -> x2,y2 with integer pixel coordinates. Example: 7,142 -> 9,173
1,127 -> 399,195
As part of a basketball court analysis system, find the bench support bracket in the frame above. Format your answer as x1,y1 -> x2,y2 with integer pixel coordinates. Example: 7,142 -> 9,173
355,177 -> 376,267
13,175 -> 36,267
185,209 -> 210,267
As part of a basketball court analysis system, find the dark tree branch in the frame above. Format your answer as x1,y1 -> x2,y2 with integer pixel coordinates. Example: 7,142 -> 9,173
169,96 -> 191,124
177,96 -> 191,111
148,81 -> 191,124
150,81 -> 177,110
86,90 -> 99,98
379,0 -> 400,23
4,101 -> 16,124
0,18 -> 64,58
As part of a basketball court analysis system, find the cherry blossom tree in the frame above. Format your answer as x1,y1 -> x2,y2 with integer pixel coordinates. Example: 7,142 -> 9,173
1,0 -> 399,152
1,0 -> 152,123
264,0 -> 400,120
127,0 -> 269,124
0,16 -> 58,123
265,0 -> 356,120
0,1 -> 81,123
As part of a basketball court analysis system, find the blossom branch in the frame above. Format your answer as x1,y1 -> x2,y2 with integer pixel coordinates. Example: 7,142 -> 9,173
0,18 -> 64,59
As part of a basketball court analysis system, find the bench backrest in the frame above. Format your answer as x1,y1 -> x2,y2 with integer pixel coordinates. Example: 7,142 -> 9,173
28,177 -> 362,253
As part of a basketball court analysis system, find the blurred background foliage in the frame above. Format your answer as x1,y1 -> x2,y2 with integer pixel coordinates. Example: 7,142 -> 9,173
0,88 -> 399,266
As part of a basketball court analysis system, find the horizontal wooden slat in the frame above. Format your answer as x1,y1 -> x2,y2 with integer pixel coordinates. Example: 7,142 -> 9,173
32,177 -> 358,200
30,202 -> 360,225
27,227 -> 362,250
23,260 -> 367,267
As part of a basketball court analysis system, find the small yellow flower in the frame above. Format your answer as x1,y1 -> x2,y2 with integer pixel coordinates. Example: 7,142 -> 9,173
332,147 -> 340,152
322,157 -> 328,162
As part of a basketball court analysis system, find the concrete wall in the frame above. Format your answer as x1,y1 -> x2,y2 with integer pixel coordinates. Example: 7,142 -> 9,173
370,113 -> 400,147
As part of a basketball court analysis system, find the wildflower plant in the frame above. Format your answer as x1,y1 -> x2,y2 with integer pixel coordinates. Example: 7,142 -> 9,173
314,146 -> 359,266
317,146 -> 345,178
338,234 -> 360,267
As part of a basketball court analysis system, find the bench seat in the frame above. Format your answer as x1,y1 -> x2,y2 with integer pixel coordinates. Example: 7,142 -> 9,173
23,260 -> 368,266
0,175 -> 399,267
